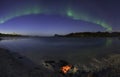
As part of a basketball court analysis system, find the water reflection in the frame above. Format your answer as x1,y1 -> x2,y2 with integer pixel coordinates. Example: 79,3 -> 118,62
105,38 -> 112,47
0,37 -> 119,65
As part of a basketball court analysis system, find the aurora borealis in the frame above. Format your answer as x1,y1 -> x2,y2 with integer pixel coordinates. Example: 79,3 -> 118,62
0,0 -> 119,35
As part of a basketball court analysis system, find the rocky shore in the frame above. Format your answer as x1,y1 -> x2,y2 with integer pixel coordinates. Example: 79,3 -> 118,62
0,48 -> 120,77
0,48 -> 62,77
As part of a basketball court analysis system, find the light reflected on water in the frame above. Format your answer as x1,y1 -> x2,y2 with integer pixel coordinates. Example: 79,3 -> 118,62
105,38 -> 112,47
0,37 -> 119,65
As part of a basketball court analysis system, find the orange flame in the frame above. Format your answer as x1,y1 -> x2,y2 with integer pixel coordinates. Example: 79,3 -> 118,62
61,65 -> 72,74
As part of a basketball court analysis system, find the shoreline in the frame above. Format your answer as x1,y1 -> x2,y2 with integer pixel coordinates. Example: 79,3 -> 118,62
0,48 -> 120,77
0,48 -> 62,77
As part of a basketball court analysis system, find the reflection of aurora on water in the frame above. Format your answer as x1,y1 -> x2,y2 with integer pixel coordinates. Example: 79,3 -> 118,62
106,38 -> 112,47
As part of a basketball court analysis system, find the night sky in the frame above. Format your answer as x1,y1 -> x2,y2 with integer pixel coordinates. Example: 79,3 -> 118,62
0,0 -> 120,36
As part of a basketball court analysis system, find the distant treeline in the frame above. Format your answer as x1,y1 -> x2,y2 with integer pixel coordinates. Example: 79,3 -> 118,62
0,33 -> 28,37
55,32 -> 120,37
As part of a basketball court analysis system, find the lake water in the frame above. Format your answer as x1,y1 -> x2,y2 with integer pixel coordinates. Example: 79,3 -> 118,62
0,37 -> 120,65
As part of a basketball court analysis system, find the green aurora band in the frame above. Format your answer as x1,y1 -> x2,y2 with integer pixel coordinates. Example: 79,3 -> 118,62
67,8 -> 112,31
0,7 -> 112,31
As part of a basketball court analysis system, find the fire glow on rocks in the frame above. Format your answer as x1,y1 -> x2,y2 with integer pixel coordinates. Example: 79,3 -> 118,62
61,65 -> 72,74
42,60 -> 78,74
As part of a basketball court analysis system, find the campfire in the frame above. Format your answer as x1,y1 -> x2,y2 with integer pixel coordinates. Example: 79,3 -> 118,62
42,60 -> 78,74
61,65 -> 72,74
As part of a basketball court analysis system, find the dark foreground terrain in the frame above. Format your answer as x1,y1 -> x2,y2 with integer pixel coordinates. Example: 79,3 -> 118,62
0,48 -> 120,77
0,48 -> 63,77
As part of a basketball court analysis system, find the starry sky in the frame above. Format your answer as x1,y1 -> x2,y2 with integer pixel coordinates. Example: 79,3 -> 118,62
0,0 -> 120,36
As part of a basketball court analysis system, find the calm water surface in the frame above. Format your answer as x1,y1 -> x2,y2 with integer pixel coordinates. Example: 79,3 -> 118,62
0,37 -> 120,64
